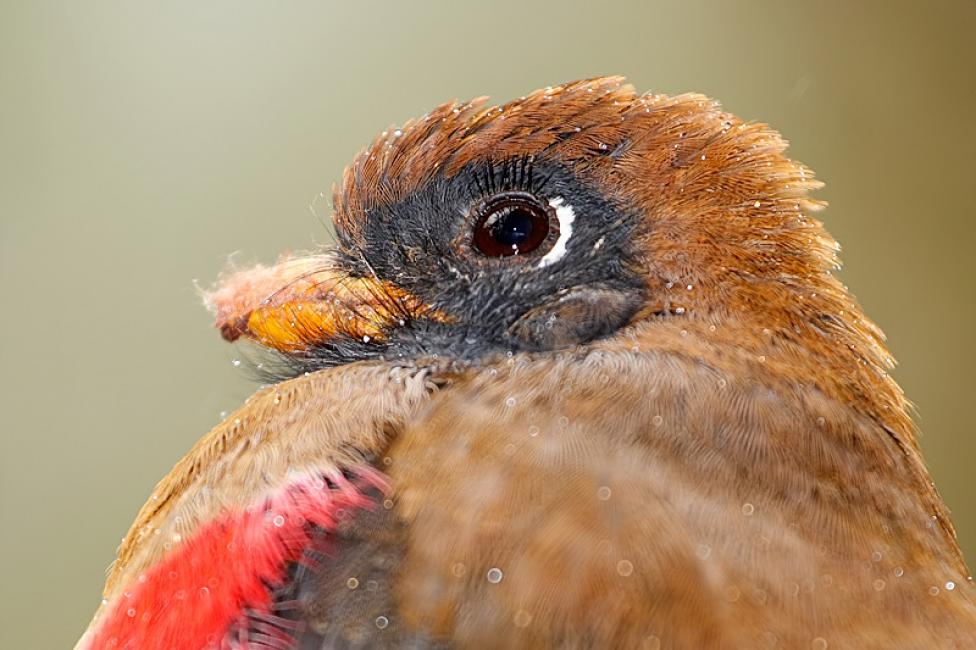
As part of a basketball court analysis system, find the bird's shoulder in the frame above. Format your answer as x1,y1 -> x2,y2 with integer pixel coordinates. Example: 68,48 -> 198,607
288,347 -> 976,648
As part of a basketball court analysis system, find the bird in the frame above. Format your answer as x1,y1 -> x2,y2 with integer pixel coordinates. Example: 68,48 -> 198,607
76,76 -> 976,649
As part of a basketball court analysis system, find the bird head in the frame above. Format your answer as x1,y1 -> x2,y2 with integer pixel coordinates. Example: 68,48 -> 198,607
205,75 -> 907,437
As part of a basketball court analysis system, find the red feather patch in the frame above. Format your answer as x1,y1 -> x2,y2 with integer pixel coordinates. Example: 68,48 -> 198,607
86,469 -> 385,650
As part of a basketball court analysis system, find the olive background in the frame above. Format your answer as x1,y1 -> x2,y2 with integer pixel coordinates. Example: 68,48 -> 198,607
1,2 -> 973,647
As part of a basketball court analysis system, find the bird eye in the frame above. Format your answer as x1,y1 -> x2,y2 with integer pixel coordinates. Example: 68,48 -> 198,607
472,192 -> 553,257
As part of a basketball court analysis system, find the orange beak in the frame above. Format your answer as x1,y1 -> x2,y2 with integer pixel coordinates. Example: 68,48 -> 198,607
203,253 -> 437,353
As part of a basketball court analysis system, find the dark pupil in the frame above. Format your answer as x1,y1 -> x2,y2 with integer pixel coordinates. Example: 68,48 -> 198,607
491,208 -> 535,247
473,194 -> 551,257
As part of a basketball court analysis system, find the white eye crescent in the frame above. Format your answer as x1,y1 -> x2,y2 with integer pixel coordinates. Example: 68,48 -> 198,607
537,196 -> 575,269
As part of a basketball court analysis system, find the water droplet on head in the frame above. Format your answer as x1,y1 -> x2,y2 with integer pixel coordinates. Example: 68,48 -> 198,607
375,616 -> 389,629
742,503 -> 755,516
642,634 -> 662,650
597,486 -> 612,501
486,568 -> 504,583
616,560 -> 634,576
346,577 -> 359,589
946,581 -> 956,591
513,609 -> 533,628
231,359 -> 241,367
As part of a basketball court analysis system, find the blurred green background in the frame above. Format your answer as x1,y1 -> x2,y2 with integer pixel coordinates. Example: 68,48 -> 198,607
2,1 -> 974,646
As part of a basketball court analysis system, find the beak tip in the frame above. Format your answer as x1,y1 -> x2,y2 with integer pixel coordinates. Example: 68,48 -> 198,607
218,320 -> 245,342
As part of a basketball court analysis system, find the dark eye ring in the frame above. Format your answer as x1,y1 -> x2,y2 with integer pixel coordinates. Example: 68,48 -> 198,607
472,192 -> 554,257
